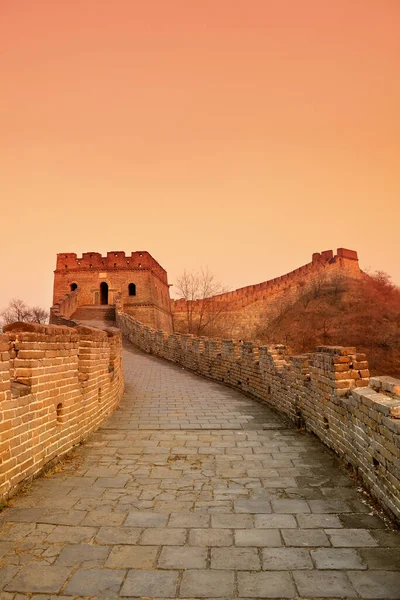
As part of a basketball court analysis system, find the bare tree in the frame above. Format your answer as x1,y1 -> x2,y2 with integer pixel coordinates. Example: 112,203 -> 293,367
30,306 -> 49,324
175,267 -> 230,335
0,299 -> 31,327
0,298 -> 49,331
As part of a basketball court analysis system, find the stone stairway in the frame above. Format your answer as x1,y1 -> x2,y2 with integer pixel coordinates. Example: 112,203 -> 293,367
71,305 -> 116,324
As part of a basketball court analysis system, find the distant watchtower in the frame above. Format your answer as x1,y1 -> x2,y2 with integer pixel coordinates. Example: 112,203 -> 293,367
53,250 -> 173,332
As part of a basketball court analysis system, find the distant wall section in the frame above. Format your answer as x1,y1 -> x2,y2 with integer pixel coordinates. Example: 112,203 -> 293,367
171,248 -> 363,337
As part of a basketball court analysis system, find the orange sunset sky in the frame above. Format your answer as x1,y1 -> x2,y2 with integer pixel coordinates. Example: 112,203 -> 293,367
1,0 -> 399,311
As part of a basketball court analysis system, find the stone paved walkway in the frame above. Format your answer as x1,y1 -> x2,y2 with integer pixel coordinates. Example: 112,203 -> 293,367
1,341 -> 399,599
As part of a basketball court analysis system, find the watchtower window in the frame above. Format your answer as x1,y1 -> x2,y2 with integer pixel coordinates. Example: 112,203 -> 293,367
128,283 -> 136,296
70,283 -> 78,291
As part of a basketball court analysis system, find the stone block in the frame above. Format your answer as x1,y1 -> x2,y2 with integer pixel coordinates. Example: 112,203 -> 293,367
238,571 -> 296,598
293,570 -> 356,598
180,569 -> 235,598
211,547 -> 261,569
5,565 -> 72,594
120,569 -> 179,598
235,528 -> 282,547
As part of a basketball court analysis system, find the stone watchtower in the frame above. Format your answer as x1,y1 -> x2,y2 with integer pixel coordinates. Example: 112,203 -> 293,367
52,251 -> 173,332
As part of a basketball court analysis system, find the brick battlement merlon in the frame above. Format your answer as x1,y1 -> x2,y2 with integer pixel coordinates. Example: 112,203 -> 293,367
55,250 -> 167,275
171,248 -> 360,309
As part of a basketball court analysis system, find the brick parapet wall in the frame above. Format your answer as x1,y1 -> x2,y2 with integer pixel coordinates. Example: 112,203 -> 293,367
50,289 -> 79,326
117,311 -> 400,523
0,322 -> 124,500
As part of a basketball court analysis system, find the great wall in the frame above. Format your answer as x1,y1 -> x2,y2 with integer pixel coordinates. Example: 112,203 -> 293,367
171,248 -> 363,336
0,248 -> 399,598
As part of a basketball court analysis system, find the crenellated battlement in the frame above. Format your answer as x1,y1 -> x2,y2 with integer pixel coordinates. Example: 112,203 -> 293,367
56,250 -> 167,276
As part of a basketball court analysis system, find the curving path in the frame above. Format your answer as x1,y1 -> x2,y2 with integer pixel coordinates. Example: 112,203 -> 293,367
0,339 -> 399,599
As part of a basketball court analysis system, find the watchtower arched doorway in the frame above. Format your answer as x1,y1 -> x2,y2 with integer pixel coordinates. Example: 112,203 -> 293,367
128,283 -> 136,296
100,282 -> 108,305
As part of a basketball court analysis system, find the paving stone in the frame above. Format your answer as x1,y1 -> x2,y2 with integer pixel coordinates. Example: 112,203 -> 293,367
189,528 -> 233,547
0,542 -> 13,559
59,477 -> 96,487
120,569 -> 179,598
168,512 -> 210,528
180,569 -> 235,598
311,548 -> 366,569
63,568 -> 125,596
105,544 -> 158,568
234,499 -> 272,513
254,514 -> 297,528
158,546 -> 207,568
235,529 -> 282,547
5,565 -> 72,594
348,571 -> 400,598
95,526 -> 142,544
262,477 -> 298,488
46,525 -> 97,543
1,509 -> 45,523
125,511 -> 168,527
32,496 -> 78,510
296,514 -> 343,529
0,567 -> 19,589
308,499 -> 352,513
358,548 -> 400,570
80,511 -> 126,527
0,523 -> 35,541
371,530 -> 400,547
211,547 -> 260,569
326,528 -> 378,547
271,499 -> 310,513
237,571 -> 296,598
211,514 -> 253,529
38,510 -> 86,526
281,528 -> 330,547
339,513 -> 387,529
262,547 -> 313,570
140,527 -> 186,545
293,570 -> 357,597
55,544 -> 110,566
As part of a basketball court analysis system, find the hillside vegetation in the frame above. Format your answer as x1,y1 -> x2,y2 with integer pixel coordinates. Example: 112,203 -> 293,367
255,271 -> 400,377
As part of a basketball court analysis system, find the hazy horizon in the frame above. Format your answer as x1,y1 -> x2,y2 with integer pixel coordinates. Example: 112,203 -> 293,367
1,0 -> 399,311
